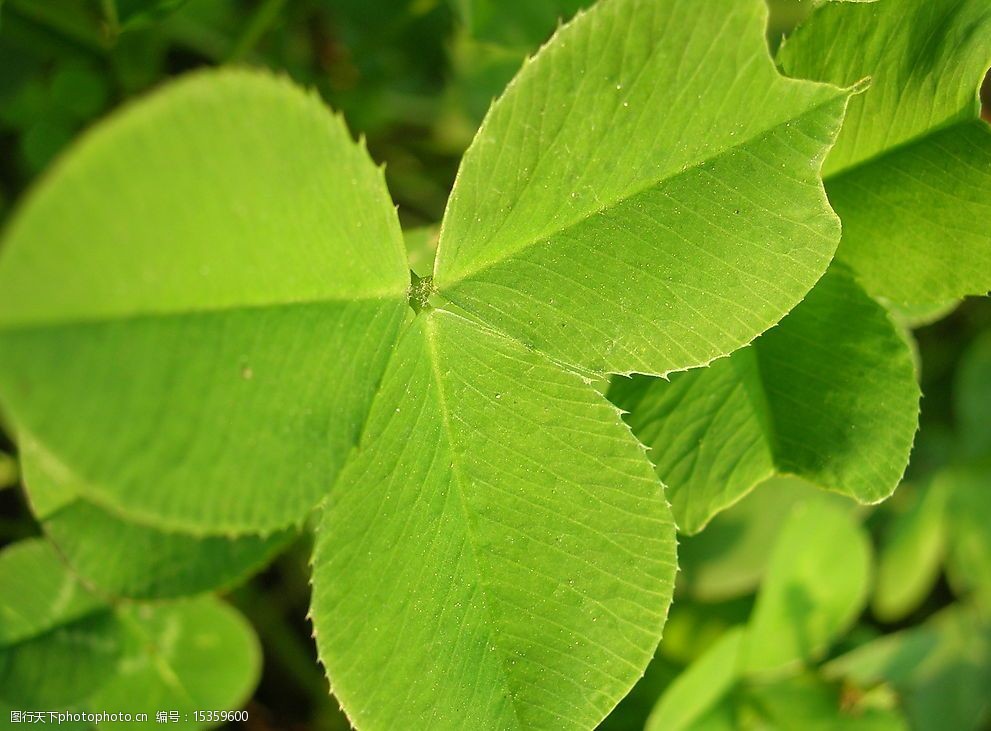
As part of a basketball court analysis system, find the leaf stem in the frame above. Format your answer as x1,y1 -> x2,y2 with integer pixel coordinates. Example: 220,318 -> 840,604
99,0 -> 120,43
226,0 -> 288,63
4,0 -> 111,54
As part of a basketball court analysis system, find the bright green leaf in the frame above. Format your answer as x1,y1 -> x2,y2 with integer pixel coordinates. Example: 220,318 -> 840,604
779,0 -> 991,303
743,499 -> 872,674
312,309 -> 676,730
0,70 -> 410,534
611,266 -> 919,534
435,0 -> 850,377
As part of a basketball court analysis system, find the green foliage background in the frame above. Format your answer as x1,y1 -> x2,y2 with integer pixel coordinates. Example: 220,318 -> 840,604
0,0 -> 989,729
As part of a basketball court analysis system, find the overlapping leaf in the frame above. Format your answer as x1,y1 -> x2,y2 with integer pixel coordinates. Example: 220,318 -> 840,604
868,332 -> 991,620
87,600 -> 261,730
941,466 -> 991,611
313,0 -> 854,724
741,675 -> 908,731
612,267 -> 919,534
313,310 -> 675,730
435,0 -> 850,377
0,540 -> 260,727
779,0 -> 991,304
0,539 -> 104,646
19,435 -> 292,600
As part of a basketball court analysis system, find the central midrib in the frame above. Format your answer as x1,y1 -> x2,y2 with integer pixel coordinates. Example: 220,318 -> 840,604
435,86 -> 851,290
422,314 -> 527,731
0,289 -> 407,334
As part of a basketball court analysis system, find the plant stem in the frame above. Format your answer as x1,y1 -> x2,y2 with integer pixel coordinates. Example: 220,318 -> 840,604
100,0 -> 120,43
226,0 -> 287,63
233,581 -> 329,707
5,0 -> 110,54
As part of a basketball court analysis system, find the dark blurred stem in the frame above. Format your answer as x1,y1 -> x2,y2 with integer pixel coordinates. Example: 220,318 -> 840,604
0,516 -> 36,543
226,0 -> 287,62
5,0 -> 110,54
233,581 -> 333,710
99,0 -> 120,42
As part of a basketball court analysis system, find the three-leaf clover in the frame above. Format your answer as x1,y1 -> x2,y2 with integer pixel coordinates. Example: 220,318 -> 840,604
0,0 -> 856,727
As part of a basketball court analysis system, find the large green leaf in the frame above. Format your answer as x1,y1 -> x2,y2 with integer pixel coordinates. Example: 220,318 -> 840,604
0,69 -> 410,534
778,0 -> 991,303
312,310 -> 676,730
18,436 -> 293,600
611,266 -> 919,534
434,0 -> 850,377
743,499 -> 872,674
